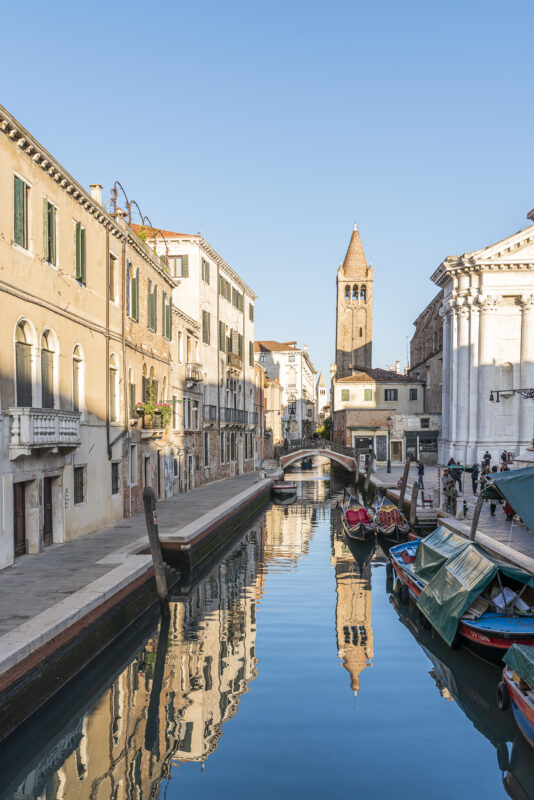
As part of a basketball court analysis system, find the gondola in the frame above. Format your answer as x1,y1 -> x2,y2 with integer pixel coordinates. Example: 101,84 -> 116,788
373,489 -> 410,544
341,489 -> 375,542
390,529 -> 534,664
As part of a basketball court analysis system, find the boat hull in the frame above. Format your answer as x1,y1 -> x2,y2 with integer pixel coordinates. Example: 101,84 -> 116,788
504,668 -> 534,749
272,484 -> 297,497
342,517 -> 375,542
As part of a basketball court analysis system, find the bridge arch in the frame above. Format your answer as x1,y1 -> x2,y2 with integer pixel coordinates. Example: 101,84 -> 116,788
280,448 -> 356,473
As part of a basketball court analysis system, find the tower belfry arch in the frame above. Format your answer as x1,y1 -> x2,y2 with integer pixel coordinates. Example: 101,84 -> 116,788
335,224 -> 373,378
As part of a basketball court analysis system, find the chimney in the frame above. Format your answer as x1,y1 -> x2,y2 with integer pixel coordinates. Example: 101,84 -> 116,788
89,184 -> 103,205
302,345 -> 308,352
395,360 -> 401,374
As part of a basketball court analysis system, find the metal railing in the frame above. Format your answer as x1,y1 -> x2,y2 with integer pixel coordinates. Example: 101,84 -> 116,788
275,438 -> 356,460
220,407 -> 248,424
186,362 -> 203,382
227,352 -> 243,370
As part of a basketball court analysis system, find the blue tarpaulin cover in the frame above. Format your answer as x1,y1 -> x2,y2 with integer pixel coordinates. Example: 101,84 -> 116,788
491,466 -> 534,533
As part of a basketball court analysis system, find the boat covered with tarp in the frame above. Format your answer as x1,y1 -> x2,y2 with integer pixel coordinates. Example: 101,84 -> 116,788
500,644 -> 534,749
390,527 -> 534,662
341,490 -> 375,541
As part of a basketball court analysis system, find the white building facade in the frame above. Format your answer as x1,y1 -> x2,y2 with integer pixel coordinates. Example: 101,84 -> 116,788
432,224 -> 534,465
255,341 -> 317,441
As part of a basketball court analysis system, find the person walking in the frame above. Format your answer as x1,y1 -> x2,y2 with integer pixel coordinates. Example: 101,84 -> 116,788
283,438 -> 289,454
483,450 -> 491,469
471,463 -> 479,495
417,460 -> 424,490
501,450 -> 507,469
489,465 -> 499,516
451,464 -> 463,495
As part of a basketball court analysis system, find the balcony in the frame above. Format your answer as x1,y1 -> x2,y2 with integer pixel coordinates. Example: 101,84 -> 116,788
220,407 -> 248,424
9,407 -> 81,460
227,352 -> 243,372
203,404 -> 217,422
186,362 -> 203,382
249,411 -> 259,426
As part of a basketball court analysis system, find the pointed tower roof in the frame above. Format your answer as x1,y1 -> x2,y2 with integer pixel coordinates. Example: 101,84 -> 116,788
316,372 -> 326,387
340,223 -> 368,278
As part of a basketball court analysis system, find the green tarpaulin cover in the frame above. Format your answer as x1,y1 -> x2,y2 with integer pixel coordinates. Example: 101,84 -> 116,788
417,544 -> 534,646
504,644 -> 534,688
412,527 -> 469,583
491,466 -> 534,533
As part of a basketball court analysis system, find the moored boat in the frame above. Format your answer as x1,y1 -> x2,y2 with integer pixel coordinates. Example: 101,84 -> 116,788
390,528 -> 534,663
272,481 -> 297,498
341,490 -> 375,542
301,457 -> 313,470
499,645 -> 534,750
374,490 -> 410,543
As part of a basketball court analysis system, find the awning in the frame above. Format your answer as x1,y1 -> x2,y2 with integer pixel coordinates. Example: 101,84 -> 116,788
490,466 -> 534,533
504,644 -> 534,687
412,526 -> 470,583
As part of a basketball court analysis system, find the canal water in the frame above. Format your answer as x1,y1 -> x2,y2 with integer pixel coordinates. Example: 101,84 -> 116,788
1,461 -> 532,799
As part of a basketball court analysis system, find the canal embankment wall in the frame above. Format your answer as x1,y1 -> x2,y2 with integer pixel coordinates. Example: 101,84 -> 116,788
0,473 -> 272,742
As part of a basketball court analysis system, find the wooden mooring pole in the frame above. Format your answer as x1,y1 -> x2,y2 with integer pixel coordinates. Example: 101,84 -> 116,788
398,458 -> 411,509
469,495 -> 484,541
364,453 -> 375,494
409,481 -> 419,528
143,487 -> 170,619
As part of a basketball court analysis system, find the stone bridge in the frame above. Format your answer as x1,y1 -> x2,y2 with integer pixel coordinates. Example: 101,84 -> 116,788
278,439 -> 358,473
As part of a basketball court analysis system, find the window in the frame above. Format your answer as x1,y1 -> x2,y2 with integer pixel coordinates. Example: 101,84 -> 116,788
238,333 -> 243,358
341,389 -> 350,402
15,321 -> 33,406
74,466 -> 85,504
220,431 -> 225,463
202,310 -> 211,345
409,388 -> 418,401
352,285 -> 358,300
147,280 -> 157,331
128,369 -> 136,418
126,262 -> 139,321
173,458 -> 179,477
192,400 -> 199,430
219,321 -> 226,353
232,287 -> 244,311
204,431 -> 209,465
41,331 -> 55,409
501,362 -> 513,391
421,417 -> 430,429
109,356 -> 119,422
249,303 -> 254,321
169,255 -> 189,278
73,345 -> 83,412
14,176 -> 29,249
344,285 -> 350,301
109,253 -> 117,302
364,388 -> 372,402
259,353 -> 266,362
219,275 -> 232,300
201,258 -> 210,284
288,354 -> 295,363
288,394 -> 296,414
360,285 -> 366,301
43,199 -> 57,265
74,221 -> 86,284
162,291 -> 172,339
177,332 -> 183,362
130,444 -> 138,485
385,389 -> 398,401
249,341 -> 254,367
359,327 -> 363,337
111,462 -> 120,495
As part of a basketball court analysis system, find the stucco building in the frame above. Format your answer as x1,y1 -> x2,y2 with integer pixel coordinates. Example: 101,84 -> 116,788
255,340 -> 317,441
263,376 -> 283,449
432,223 -> 534,464
316,372 -> 329,424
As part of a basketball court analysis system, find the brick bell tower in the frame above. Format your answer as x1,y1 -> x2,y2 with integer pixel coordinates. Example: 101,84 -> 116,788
335,224 -> 373,378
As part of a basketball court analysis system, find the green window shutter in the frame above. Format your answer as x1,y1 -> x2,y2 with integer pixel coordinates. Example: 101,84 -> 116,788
153,285 -> 157,332
75,222 -> 81,279
168,299 -> 172,340
232,330 -> 239,354
206,261 -> 210,284
135,269 -> 140,321
147,279 -> 152,328
238,333 -> 243,358
219,321 -> 225,352
81,226 -> 86,284
41,349 -> 54,408
43,198 -> 49,261
181,255 -> 189,278
249,341 -> 254,367
126,260 -> 131,316
341,389 -> 349,402
14,177 -> 26,247
49,204 -> 56,265
364,388 -> 372,401
162,290 -> 166,337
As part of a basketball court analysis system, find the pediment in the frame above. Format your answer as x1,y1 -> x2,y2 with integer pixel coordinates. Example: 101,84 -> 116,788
471,224 -> 534,265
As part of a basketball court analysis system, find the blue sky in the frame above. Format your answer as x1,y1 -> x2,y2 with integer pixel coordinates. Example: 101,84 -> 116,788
3,0 -> 533,380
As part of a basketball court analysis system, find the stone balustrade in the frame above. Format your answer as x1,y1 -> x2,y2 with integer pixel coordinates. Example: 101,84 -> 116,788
8,407 -> 81,459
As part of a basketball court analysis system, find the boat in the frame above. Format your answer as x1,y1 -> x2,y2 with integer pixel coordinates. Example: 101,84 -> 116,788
272,481 -> 297,498
301,458 -> 313,470
341,489 -> 375,542
374,489 -> 410,543
390,527 -> 534,664
500,645 -> 534,749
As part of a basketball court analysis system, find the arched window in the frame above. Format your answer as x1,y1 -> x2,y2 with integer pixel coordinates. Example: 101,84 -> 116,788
360,285 -> 366,301
288,394 -> 296,415
41,331 -> 56,409
109,355 -> 119,422
359,327 -> 363,337
501,362 -> 513,392
73,345 -> 84,412
352,285 -> 358,301
15,321 -> 33,407
344,285 -> 350,301
231,432 -> 236,461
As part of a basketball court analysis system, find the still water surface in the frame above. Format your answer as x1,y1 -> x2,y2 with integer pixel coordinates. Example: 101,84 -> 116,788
1,462 -> 532,799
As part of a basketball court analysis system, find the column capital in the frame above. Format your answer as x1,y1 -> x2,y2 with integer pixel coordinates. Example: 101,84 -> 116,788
517,294 -> 534,312
476,294 -> 501,313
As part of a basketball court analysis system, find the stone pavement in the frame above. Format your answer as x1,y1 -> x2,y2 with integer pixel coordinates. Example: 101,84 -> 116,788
0,472 -> 259,638
370,463 -> 534,568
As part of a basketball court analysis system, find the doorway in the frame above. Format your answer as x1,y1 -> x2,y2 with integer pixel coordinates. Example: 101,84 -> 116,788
43,477 -> 53,546
391,441 -> 403,462
13,483 -> 26,557
187,456 -> 194,491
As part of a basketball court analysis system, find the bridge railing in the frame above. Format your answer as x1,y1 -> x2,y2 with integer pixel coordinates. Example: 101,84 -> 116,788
275,438 -> 356,460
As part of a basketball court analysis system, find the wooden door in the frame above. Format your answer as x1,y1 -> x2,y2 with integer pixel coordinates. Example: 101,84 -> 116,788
43,478 -> 53,546
391,441 -> 403,462
13,483 -> 26,557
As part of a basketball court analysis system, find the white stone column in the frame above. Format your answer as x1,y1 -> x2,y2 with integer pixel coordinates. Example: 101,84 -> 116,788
519,295 -> 534,446
449,303 -> 459,460
440,306 -> 451,451
456,302 -> 470,462
477,296 -> 498,455
467,303 -> 480,462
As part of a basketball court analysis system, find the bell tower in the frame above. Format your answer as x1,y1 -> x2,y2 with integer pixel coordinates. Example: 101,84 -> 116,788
335,224 -> 373,378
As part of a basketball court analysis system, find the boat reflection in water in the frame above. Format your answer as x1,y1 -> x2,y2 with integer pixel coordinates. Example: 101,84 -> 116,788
389,588 -> 534,800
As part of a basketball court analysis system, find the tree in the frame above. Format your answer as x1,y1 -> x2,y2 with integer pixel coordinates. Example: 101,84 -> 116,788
316,416 -> 331,440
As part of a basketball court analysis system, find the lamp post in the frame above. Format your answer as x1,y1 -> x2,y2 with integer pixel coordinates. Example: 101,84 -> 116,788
387,415 -> 392,474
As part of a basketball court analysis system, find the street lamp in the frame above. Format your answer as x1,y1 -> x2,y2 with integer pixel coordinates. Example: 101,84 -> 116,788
387,415 -> 392,474
490,387 -> 534,446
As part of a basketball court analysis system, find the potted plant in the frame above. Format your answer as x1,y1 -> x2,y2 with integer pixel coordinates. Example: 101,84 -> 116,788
136,386 -> 158,429
155,402 -> 172,429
